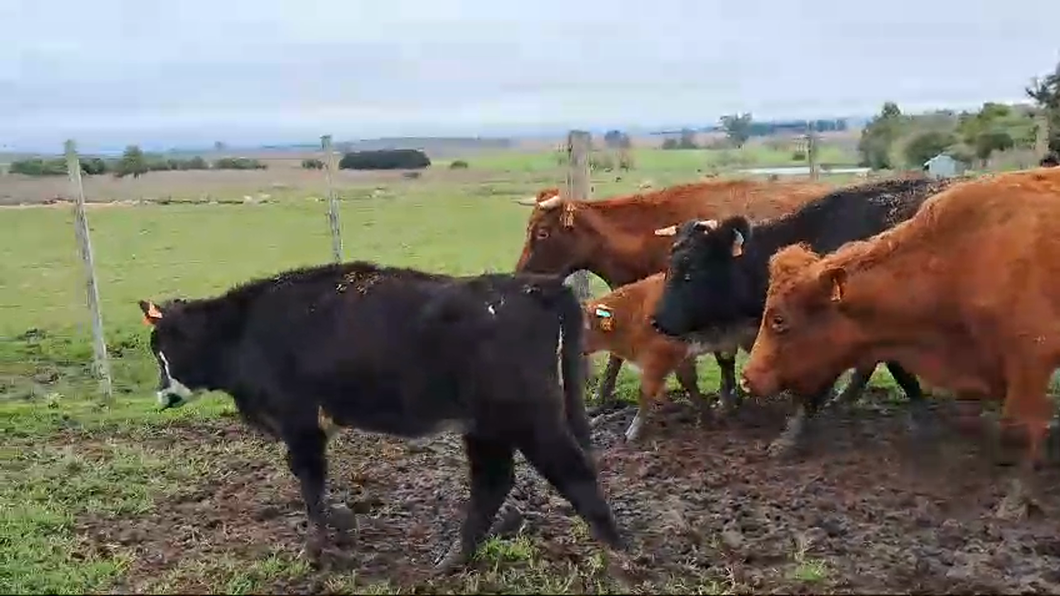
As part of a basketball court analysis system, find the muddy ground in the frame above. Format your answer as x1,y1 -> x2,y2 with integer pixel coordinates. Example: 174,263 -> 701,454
75,391 -> 1060,594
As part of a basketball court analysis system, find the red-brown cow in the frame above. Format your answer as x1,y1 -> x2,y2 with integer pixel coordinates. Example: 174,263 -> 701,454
741,167 -> 1060,519
514,178 -> 834,411
581,273 -> 757,442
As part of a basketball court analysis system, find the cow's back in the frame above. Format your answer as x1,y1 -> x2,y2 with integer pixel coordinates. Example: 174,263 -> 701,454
837,169 -> 1060,353
233,265 -> 566,435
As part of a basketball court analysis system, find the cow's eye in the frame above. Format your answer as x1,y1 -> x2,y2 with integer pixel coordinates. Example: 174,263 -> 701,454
769,314 -> 787,334
535,228 -> 549,240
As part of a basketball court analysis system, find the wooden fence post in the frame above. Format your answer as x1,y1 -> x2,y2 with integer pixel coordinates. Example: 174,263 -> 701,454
321,134 -> 343,263
1036,112 -> 1050,162
64,139 -> 113,404
565,131 -> 592,301
806,125 -> 819,181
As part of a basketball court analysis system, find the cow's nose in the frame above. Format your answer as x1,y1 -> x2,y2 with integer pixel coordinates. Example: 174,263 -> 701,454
650,317 -> 662,332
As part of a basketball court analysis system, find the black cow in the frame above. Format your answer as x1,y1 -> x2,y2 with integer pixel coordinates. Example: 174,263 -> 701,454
137,260 -> 623,570
650,176 -> 961,455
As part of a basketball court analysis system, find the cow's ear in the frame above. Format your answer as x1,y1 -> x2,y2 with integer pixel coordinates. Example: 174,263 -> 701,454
721,216 -> 752,257
138,299 -> 164,326
819,267 -> 848,303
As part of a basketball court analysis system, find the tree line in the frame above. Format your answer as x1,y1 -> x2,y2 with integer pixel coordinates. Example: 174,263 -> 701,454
858,60 -> 1060,170
9,145 -> 266,179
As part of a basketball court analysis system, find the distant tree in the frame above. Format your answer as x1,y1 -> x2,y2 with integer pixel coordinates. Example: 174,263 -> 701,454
661,138 -> 679,150
10,158 -> 66,176
857,101 -> 904,169
338,149 -> 431,170
603,130 -> 631,149
678,128 -> 698,149
449,159 -> 469,169
903,130 -> 957,168
301,158 -> 325,170
115,145 -> 149,178
80,157 -> 108,175
214,141 -> 226,152
1026,60 -> 1060,154
720,113 -> 753,148
214,157 -> 267,170
973,129 -> 1015,163
956,103 -> 1023,165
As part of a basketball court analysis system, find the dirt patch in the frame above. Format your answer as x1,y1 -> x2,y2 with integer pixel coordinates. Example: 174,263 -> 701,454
73,396 -> 1060,593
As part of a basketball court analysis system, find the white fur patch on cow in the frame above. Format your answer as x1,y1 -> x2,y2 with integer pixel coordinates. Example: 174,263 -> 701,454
156,351 -> 196,408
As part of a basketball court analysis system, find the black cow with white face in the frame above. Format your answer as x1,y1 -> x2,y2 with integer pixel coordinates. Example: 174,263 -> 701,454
138,261 -> 623,570
650,176 -> 962,455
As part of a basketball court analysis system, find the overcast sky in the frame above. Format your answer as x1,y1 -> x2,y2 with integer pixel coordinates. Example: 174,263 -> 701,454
3,0 -> 1059,151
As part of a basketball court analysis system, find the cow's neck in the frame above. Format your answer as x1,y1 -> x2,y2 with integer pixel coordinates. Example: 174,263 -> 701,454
835,253 -> 959,360
576,207 -> 675,287
743,213 -> 833,315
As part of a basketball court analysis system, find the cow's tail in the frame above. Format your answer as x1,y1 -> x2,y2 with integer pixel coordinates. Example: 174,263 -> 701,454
552,282 -> 593,454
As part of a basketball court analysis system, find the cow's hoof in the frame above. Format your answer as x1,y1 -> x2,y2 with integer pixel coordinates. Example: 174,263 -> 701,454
328,503 -> 357,532
994,479 -> 1045,520
301,532 -> 327,568
767,435 -> 800,458
623,414 -> 645,443
905,408 -> 938,437
433,543 -> 469,576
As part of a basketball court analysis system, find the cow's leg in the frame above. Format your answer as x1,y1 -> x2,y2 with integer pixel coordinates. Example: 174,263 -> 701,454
994,364 -> 1052,520
591,354 -> 625,411
714,350 -> 742,414
282,424 -> 334,564
884,361 -> 934,434
832,365 -> 874,408
767,382 -> 835,458
435,434 -> 516,573
625,368 -> 666,443
674,357 -> 711,419
517,425 -> 624,550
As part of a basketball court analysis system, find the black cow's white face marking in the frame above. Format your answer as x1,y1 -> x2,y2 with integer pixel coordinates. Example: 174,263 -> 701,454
156,350 -> 197,409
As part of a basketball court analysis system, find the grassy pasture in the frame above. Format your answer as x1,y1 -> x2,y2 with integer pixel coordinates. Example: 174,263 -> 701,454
2,145 -> 911,594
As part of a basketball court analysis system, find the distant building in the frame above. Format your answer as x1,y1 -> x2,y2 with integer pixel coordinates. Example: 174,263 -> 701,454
922,153 -> 964,179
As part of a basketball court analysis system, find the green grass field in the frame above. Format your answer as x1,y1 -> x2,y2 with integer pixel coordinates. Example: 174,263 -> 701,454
1,146 -> 905,594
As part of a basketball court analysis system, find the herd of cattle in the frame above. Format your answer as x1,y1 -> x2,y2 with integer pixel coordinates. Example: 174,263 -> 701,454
136,164 -> 1060,573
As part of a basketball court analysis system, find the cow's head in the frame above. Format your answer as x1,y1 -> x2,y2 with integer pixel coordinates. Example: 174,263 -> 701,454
514,188 -> 592,278
649,216 -> 753,338
137,298 -> 217,410
740,243 -> 863,397
580,301 -> 616,355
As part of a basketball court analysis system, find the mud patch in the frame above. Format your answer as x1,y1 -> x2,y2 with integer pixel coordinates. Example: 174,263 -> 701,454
73,397 -> 1060,593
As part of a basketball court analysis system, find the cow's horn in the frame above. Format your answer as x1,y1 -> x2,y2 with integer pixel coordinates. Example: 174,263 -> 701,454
537,194 -> 563,209
515,196 -> 539,206
654,225 -> 678,236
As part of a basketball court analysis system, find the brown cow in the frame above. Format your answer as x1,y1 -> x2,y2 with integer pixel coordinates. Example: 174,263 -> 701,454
741,167 -> 1060,519
514,178 -> 834,412
581,273 -> 757,441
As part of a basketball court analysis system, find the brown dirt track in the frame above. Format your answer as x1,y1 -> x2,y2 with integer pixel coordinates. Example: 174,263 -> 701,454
74,393 -> 1060,594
